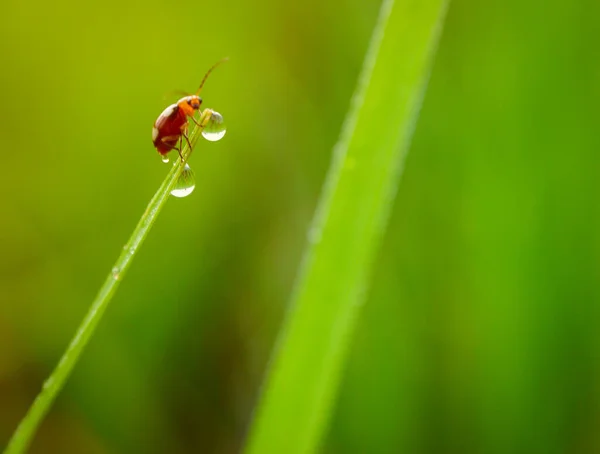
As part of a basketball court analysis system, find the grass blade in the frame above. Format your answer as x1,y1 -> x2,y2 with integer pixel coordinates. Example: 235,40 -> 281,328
3,123 -> 206,454
244,1 -> 450,452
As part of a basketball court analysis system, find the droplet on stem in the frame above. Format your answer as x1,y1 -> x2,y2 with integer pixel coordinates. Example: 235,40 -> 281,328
171,164 -> 196,198
202,111 -> 227,142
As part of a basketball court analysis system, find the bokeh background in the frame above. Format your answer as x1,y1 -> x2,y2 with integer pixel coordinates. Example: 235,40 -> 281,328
1,0 -> 600,452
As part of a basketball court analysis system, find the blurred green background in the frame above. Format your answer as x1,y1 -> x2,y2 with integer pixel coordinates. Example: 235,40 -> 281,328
1,0 -> 599,453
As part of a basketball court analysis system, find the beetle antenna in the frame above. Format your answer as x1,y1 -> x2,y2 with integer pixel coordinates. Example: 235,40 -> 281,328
196,57 -> 229,95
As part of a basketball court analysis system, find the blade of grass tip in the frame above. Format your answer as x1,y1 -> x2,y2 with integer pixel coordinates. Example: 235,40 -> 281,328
3,124 -> 204,454
244,1 -> 450,453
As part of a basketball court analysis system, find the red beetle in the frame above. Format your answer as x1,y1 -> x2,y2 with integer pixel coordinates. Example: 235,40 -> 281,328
152,58 -> 227,161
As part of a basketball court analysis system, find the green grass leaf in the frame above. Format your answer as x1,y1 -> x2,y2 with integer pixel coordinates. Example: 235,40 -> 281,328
244,1 -> 450,453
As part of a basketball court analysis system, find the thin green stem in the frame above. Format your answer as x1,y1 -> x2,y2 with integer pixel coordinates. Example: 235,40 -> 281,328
4,122 -> 205,454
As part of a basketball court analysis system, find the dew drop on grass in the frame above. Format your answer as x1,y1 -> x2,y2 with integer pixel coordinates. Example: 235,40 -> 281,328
202,111 -> 227,142
43,377 -> 55,390
308,226 -> 323,244
171,164 -> 196,198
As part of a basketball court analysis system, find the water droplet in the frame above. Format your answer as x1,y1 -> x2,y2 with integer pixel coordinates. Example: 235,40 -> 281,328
171,164 -> 196,198
202,111 -> 227,142
308,226 -> 323,244
43,377 -> 55,390
112,266 -> 121,280
161,155 -> 169,163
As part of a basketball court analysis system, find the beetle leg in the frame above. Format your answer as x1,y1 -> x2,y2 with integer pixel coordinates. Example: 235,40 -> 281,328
160,135 -> 179,146
190,109 -> 213,129
198,109 -> 214,128
182,131 -> 193,156
170,144 -> 183,162
177,136 -> 184,161
159,135 -> 183,161
190,115 -> 201,127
